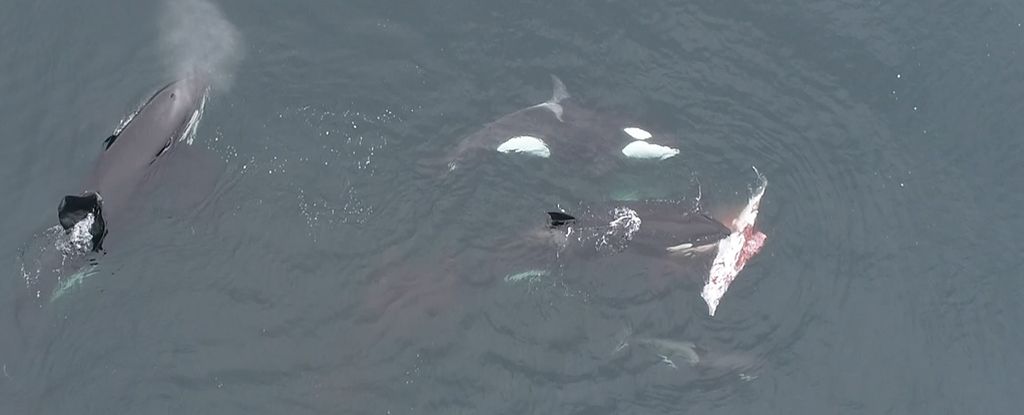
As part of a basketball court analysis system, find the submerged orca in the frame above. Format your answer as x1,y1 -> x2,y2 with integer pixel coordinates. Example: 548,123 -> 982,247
446,76 -> 683,174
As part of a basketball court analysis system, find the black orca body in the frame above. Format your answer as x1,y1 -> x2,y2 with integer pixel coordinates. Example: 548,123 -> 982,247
498,200 -> 732,284
540,201 -> 731,260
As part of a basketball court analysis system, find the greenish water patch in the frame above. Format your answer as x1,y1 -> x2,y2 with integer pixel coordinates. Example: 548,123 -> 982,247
50,264 -> 100,303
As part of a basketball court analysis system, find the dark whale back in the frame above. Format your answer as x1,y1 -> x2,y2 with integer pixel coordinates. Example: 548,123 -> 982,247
84,77 -> 209,218
546,201 -> 731,258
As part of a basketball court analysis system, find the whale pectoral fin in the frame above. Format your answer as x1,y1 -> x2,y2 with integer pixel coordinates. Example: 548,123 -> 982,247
102,134 -> 119,150
546,211 -> 576,228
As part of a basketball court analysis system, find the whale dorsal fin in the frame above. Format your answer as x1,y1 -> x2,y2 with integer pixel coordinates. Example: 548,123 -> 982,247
103,134 -> 118,150
547,211 -> 576,228
532,75 -> 571,122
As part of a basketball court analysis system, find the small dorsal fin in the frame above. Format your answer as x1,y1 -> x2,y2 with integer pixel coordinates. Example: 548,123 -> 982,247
531,75 -> 571,122
103,134 -> 118,150
547,211 -> 576,228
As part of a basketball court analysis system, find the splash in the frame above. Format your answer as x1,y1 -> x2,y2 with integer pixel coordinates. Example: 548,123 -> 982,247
597,207 -> 642,253
159,0 -> 243,91
702,168 -> 768,316
19,219 -> 97,300
58,214 -> 97,254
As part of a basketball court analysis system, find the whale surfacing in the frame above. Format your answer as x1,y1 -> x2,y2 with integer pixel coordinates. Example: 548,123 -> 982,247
18,77 -> 214,313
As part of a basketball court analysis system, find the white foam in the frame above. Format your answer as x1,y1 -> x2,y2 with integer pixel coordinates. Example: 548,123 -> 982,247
621,141 -> 679,160
57,214 -> 96,254
597,207 -> 642,252
497,135 -> 551,158
623,127 -> 652,140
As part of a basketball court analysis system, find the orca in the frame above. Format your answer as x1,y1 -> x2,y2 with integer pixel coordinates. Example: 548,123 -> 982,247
78,76 -> 210,232
537,201 -> 732,260
446,76 -> 683,174
511,168 -> 768,317
17,76 -> 214,309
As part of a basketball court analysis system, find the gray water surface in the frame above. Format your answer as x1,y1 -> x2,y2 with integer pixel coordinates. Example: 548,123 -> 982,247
1,0 -> 1022,414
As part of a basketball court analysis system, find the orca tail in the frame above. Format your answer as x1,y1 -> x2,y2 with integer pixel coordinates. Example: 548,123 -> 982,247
532,75 -> 571,121
546,211 -> 576,228
548,74 -> 570,104
57,193 -> 107,252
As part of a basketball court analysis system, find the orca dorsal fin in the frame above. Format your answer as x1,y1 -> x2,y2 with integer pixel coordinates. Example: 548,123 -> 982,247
547,211 -> 576,228
103,134 -> 118,150
531,75 -> 571,122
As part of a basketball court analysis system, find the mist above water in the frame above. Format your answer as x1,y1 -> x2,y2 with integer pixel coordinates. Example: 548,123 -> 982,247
158,0 -> 243,91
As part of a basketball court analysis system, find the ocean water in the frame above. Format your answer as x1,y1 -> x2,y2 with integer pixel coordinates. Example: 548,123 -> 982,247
1,0 -> 1022,413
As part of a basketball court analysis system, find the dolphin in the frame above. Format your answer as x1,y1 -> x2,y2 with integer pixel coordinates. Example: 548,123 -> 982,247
17,76 -> 212,309
445,76 -> 683,174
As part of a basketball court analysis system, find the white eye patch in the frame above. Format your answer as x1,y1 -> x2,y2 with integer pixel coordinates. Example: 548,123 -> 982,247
621,140 -> 679,160
496,135 -> 551,158
623,127 -> 652,140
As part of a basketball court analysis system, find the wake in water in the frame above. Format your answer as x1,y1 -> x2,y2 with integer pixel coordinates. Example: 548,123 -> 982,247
158,0 -> 243,91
